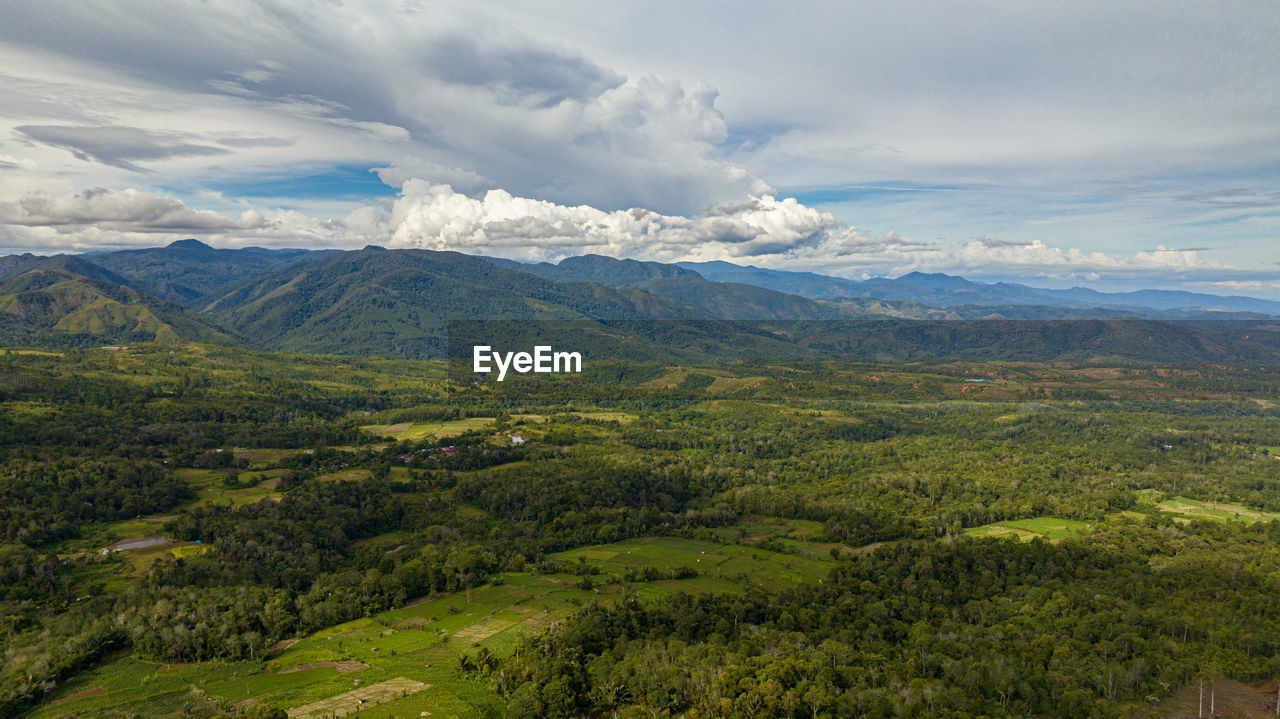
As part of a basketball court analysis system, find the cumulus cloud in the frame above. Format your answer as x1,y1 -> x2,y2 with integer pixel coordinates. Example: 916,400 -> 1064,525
0,0 -> 1275,281
373,157 -> 491,194
0,187 -> 370,254
0,180 -> 1272,297
377,182 -> 1264,285
0,3 -> 768,215
386,180 -> 843,262
0,188 -> 264,232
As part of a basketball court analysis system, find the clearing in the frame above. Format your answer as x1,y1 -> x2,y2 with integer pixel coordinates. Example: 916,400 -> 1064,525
1154,496 -> 1280,524
964,517 -> 1091,541
34,529 -> 836,718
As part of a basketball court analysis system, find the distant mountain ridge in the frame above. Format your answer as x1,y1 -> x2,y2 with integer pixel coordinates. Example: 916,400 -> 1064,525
3,241 -> 1280,362
484,253 -> 700,286
488,256 -> 961,320
778,318 -> 1280,364
682,262 -> 1280,316
88,239 -> 328,307
204,247 -> 717,357
0,253 -> 134,287
0,265 -> 241,347
676,260 -> 867,298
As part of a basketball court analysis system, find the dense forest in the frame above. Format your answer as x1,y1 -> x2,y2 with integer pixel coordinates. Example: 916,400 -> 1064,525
2,345 -> 1280,717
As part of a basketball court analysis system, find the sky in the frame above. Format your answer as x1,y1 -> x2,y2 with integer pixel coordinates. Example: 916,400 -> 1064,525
0,0 -> 1277,296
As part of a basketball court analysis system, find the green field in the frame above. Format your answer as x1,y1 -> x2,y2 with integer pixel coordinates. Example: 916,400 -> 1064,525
707,375 -> 770,392
549,535 -> 833,591
1155,496 -> 1280,524
964,517 -> 1091,541
12,348 -> 1280,718
706,516 -> 860,560
232,448 -> 301,467
568,410 -> 636,423
102,516 -> 174,541
314,468 -> 372,482
175,468 -> 286,507
33,533 -> 835,718
360,417 -> 499,441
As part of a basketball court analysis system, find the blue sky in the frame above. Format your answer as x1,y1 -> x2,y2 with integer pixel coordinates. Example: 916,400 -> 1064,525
0,0 -> 1277,296
199,165 -> 398,203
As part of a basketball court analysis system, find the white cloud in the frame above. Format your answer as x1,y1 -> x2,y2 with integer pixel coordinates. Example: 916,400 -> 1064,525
1,181 -> 1271,296
0,188 -> 264,232
1185,280 -> 1280,293
386,180 -> 841,261
373,157 -> 490,194
0,5 -> 767,215
0,188 -> 364,253
0,0 -> 1275,278
946,240 -> 1231,273
381,181 -> 1251,284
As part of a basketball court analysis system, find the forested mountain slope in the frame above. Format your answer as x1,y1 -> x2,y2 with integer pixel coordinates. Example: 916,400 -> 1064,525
89,239 -> 325,307
205,247 -> 716,357
0,268 -> 241,347
782,318 -> 1280,363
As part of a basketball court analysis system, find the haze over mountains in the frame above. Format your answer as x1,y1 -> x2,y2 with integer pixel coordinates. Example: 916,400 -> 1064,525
2,239 -> 1280,363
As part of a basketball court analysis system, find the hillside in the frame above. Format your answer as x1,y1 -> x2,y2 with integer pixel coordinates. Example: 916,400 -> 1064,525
629,275 -> 844,319
0,253 -> 134,286
680,262 -> 1280,316
89,239 -> 326,307
486,253 -> 701,286
486,255 -> 944,320
206,247 -> 726,357
0,268 -> 241,347
677,259 -> 867,298
3,245 -> 1280,362
781,318 -> 1280,363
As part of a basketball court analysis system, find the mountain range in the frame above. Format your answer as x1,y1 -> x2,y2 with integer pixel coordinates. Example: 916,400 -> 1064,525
2,239 -> 1279,363
681,260 -> 1280,316
0,254 -> 239,348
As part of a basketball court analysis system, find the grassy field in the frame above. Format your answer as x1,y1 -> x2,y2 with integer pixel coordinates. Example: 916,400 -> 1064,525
964,517 -> 1091,541
549,535 -> 834,591
94,539 -> 211,591
314,468 -> 373,482
102,516 -> 174,541
233,447 -> 301,467
360,417 -> 498,441
707,375 -> 769,392
34,533 -> 836,718
1154,496 -> 1280,524
176,468 -> 286,507
569,410 -> 636,423
705,515 -> 860,560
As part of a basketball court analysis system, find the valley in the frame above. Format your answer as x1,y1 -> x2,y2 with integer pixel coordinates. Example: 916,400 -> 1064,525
3,345 -> 1280,717
6,3 -> 1277,717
